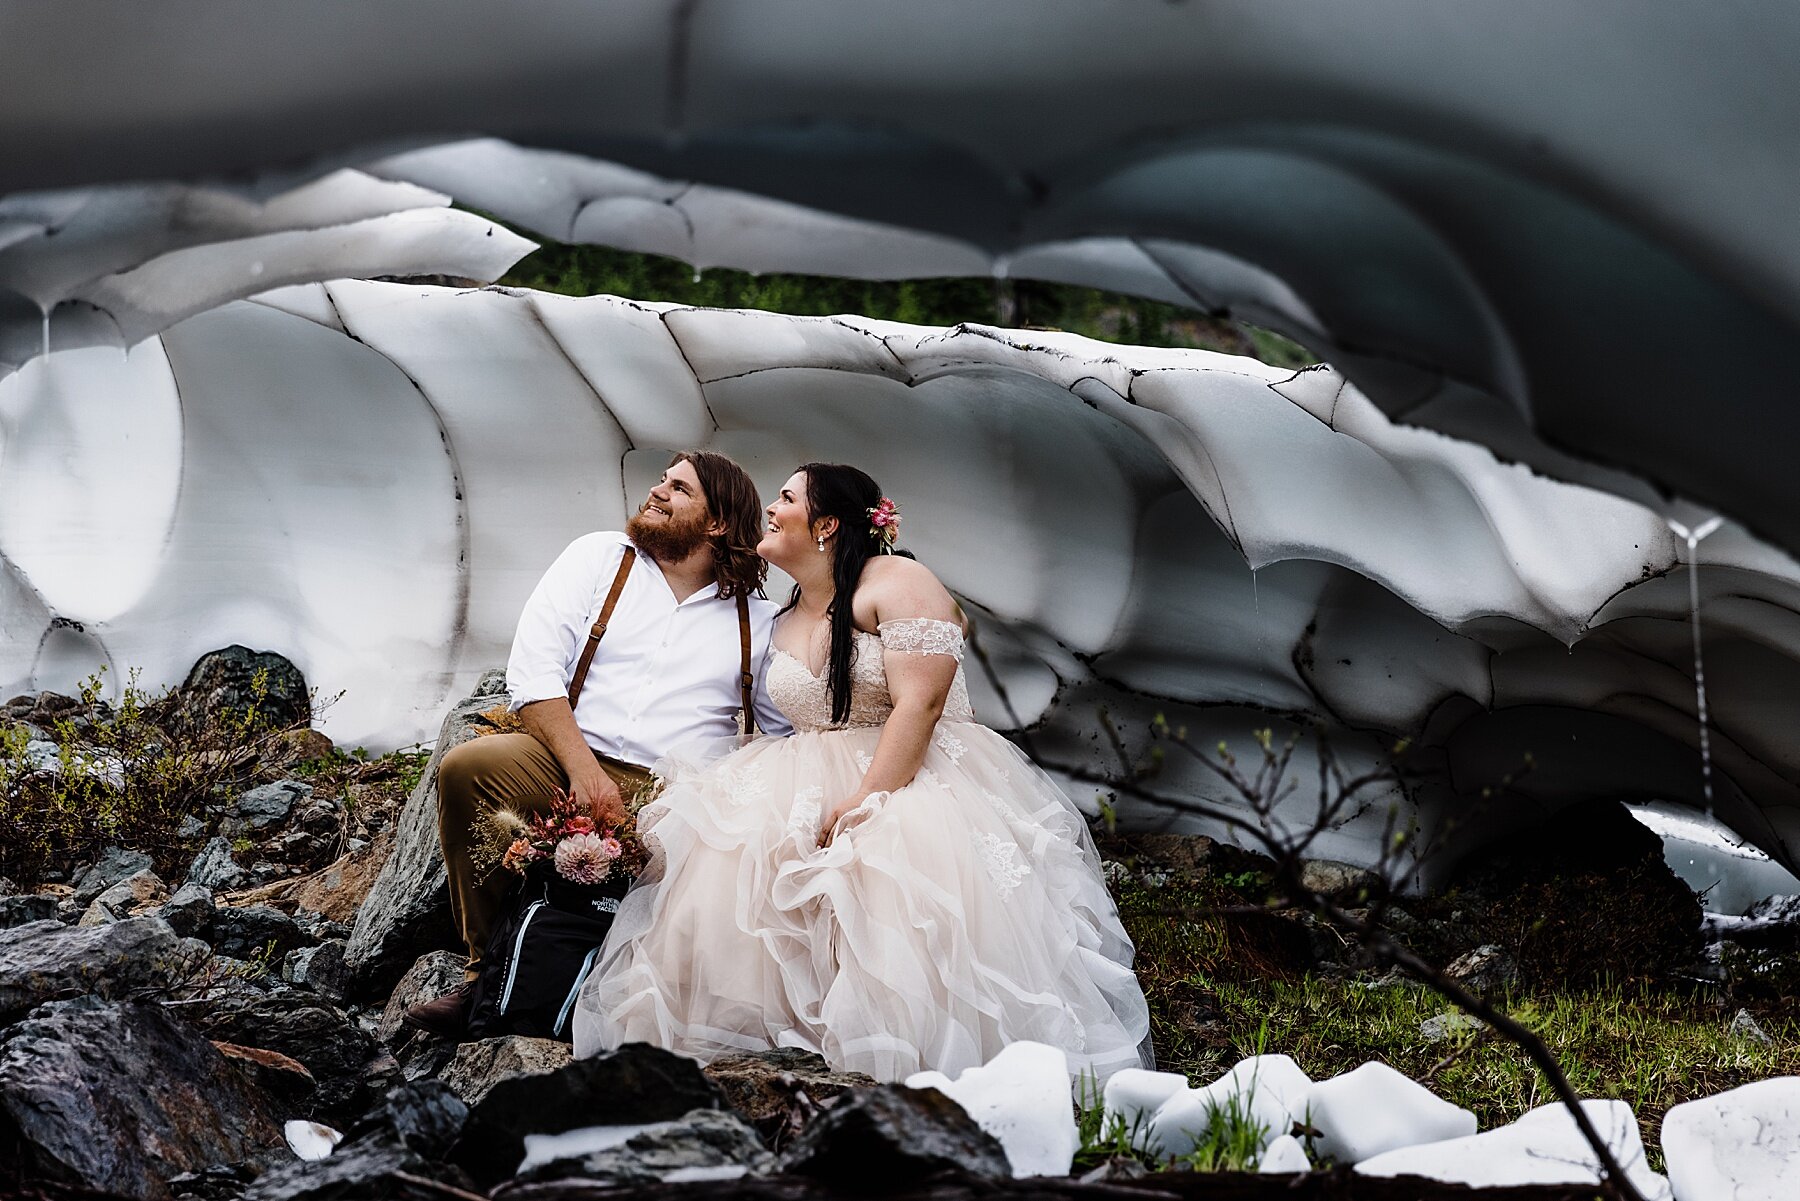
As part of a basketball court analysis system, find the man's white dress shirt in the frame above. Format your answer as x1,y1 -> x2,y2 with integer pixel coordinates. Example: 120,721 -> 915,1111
507,532 -> 791,766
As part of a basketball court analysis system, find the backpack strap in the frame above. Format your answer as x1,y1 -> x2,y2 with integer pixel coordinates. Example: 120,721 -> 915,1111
736,591 -> 756,737
567,547 -> 636,708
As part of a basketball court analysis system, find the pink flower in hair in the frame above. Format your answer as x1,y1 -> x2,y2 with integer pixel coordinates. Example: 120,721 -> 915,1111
866,497 -> 901,551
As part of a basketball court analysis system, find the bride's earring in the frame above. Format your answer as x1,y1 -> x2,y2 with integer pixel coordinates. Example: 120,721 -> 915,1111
816,534 -> 827,552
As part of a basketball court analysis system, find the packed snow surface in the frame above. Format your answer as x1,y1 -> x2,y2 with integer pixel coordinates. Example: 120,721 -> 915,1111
906,1041 -> 1079,1179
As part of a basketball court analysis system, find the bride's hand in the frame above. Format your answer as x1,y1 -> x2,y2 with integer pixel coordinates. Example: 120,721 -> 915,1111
817,793 -> 870,848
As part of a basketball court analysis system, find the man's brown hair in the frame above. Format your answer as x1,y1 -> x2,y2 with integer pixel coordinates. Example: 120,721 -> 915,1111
672,450 -> 767,599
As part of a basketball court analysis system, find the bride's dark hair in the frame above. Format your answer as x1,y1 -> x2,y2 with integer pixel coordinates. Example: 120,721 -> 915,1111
782,462 -> 911,725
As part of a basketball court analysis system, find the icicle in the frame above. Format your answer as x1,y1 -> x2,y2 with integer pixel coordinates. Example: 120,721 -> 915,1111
1667,516 -> 1724,814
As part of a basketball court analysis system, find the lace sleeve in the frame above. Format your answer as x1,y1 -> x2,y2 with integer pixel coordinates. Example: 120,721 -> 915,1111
878,618 -> 966,661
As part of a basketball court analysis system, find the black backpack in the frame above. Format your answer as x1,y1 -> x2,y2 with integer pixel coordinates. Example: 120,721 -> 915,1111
465,866 -> 631,1041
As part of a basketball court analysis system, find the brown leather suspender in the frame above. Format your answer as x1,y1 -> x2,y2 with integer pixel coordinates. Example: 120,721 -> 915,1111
567,548 -> 636,707
566,545 -> 758,737
737,592 -> 756,737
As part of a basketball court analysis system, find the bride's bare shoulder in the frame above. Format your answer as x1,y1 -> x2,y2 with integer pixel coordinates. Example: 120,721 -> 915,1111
855,556 -> 958,623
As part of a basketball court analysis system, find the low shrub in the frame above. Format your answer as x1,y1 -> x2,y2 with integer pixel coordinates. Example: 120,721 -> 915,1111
0,668 -> 308,884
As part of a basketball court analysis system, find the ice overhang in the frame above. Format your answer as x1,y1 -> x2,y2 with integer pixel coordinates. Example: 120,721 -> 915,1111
5,1 -> 1800,882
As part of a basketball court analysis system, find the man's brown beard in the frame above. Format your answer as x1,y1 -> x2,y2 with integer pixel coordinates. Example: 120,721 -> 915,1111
626,506 -> 712,564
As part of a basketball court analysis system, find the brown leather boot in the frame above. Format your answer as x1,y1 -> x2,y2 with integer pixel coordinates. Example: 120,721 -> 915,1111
401,981 -> 473,1039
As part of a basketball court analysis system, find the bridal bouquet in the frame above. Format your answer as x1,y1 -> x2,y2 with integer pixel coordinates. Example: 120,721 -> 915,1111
475,787 -> 650,886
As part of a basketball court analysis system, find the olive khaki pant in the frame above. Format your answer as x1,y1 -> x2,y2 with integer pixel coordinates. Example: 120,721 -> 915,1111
436,732 -> 654,977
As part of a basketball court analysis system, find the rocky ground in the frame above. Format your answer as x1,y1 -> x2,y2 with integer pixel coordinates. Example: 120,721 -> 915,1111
2,651 -> 1797,1200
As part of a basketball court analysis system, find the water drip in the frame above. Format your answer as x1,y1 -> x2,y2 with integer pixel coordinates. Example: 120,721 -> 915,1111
691,267 -> 703,285
1668,516 -> 1724,814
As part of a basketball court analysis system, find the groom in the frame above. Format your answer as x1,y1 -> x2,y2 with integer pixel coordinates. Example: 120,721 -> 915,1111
404,451 -> 790,1037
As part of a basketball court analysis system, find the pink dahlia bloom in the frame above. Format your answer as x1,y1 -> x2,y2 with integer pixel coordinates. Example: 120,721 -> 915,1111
554,832 -> 614,884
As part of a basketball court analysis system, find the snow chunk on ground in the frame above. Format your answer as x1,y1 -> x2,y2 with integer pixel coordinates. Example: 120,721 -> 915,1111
1357,1099 -> 1669,1199
1215,1054 -> 1313,1127
1306,1061 -> 1475,1165
284,1119 -> 341,1162
1142,1054 -> 1314,1161
1143,1059 -> 1301,1162
518,1124 -> 659,1172
1100,1068 -> 1188,1141
906,1041 -> 1077,1178
1662,1076 -> 1800,1201
1258,1133 -> 1311,1173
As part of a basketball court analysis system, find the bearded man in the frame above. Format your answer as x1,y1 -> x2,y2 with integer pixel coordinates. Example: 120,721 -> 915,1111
405,450 -> 791,1037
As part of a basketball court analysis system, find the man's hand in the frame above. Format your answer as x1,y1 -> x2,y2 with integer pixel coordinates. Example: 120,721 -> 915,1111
570,760 -> 628,828
518,697 -> 628,827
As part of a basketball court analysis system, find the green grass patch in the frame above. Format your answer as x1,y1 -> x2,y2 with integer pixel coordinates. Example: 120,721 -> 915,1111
1109,862 -> 1800,1173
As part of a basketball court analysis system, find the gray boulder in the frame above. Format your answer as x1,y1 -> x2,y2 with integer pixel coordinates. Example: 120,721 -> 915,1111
1444,943 -> 1522,998
519,1107 -> 773,1185
226,780 -> 312,835
1299,858 -> 1382,900
377,950 -> 468,1081
439,1035 -> 573,1106
195,992 -> 397,1125
78,868 -> 168,926
212,1041 -> 318,1118
376,950 -> 468,1045
0,998 -> 281,1200
289,795 -> 343,840
777,1084 -> 1011,1186
1419,1011 -> 1483,1043
209,904 -> 314,961
186,836 -> 248,892
271,829 -> 333,865
0,893 -> 62,929
703,1047 -> 876,1144
176,646 -> 310,731
146,881 -> 216,939
0,917 -> 209,1025
1728,1007 -> 1774,1046
343,670 -> 505,995
246,859 -> 293,887
454,1042 -> 726,1188
71,846 -> 154,906
21,738 -> 61,774
279,938 -> 349,999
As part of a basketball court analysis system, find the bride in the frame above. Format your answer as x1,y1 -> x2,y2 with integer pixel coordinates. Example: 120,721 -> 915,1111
571,462 -> 1150,1082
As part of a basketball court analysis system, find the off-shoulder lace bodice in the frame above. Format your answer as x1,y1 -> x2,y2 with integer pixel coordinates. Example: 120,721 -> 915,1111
768,617 -> 974,733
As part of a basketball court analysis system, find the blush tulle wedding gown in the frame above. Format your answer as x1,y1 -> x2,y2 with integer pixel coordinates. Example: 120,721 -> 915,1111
571,617 -> 1151,1082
